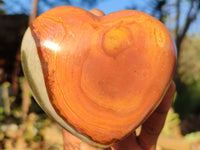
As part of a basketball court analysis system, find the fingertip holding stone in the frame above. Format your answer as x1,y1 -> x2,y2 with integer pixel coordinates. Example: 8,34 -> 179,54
89,9 -> 105,16
80,142 -> 104,150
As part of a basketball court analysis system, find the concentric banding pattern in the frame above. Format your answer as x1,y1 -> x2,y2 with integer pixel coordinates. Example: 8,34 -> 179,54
21,6 -> 176,147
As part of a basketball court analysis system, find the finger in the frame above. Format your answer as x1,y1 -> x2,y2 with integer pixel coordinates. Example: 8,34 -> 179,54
111,132 -> 138,150
62,129 -> 82,150
137,82 -> 176,149
80,142 -> 104,150
156,82 -> 176,113
89,9 -> 105,16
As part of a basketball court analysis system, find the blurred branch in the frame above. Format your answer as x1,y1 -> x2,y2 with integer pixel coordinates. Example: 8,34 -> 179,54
29,0 -> 38,25
154,0 -> 166,21
41,0 -> 71,7
0,0 -> 4,14
175,0 -> 180,38
2,82 -> 11,116
80,0 -> 99,7
176,0 -> 200,56
19,77 -> 32,120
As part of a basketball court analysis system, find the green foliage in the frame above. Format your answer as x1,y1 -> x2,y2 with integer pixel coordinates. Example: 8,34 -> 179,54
0,9 -> 5,15
174,35 -> 200,116
184,132 -> 200,142
178,35 -> 200,84
162,108 -> 181,135
0,107 -> 4,121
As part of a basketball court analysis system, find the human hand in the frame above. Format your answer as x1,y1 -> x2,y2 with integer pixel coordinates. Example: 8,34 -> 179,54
62,81 -> 176,150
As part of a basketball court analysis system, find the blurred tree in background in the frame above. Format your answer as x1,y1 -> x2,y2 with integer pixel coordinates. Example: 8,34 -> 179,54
138,0 -> 200,134
127,0 -> 200,119
176,35 -> 200,114
0,0 -> 4,14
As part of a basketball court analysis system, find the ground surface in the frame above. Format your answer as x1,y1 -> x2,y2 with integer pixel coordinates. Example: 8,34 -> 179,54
1,109 -> 200,150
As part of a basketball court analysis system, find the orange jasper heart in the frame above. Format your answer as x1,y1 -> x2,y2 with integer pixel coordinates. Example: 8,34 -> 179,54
21,6 -> 176,148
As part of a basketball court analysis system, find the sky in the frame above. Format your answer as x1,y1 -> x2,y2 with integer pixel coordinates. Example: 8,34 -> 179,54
1,0 -> 199,34
85,0 -> 147,15
1,0 -> 146,15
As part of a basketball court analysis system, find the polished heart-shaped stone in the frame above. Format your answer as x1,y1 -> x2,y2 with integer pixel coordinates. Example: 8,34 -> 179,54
21,6 -> 176,148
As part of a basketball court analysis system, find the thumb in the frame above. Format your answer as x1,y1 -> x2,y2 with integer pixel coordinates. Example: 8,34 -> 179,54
80,142 -> 104,150
89,9 -> 105,16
